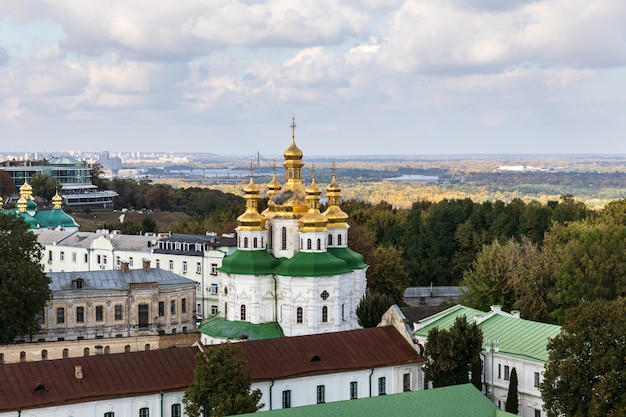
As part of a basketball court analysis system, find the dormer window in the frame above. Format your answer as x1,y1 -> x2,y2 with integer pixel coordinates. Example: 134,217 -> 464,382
73,278 -> 84,289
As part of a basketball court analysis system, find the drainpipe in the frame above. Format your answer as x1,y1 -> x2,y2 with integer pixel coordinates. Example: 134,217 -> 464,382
160,392 -> 164,417
269,380 -> 275,411
369,368 -> 374,397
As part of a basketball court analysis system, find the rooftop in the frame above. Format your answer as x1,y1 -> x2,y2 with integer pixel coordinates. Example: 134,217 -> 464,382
414,305 -> 561,363
238,384 -> 516,417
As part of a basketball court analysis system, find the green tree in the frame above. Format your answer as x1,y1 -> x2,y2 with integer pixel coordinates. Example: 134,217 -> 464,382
0,170 -> 15,200
30,173 -> 60,202
355,293 -> 397,328
183,342 -> 263,417
140,216 -> 158,233
541,298 -> 626,417
505,367 -> 519,414
0,214 -> 51,342
368,245 -> 409,305
424,316 -> 483,388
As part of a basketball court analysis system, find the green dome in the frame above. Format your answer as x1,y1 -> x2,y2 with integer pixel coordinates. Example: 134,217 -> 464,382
219,250 -> 281,275
18,212 -> 40,228
276,251 -> 352,277
40,209 -> 79,229
327,247 -> 368,270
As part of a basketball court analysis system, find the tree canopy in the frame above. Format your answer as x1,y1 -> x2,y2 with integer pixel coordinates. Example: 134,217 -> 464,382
541,298 -> 626,417
355,292 -> 397,328
30,172 -> 61,202
424,316 -> 483,388
183,342 -> 263,417
0,214 -> 51,343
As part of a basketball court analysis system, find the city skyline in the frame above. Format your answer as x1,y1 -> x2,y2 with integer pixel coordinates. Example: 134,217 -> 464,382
1,1 -> 626,156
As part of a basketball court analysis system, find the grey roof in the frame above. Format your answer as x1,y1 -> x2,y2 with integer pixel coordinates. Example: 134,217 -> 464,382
160,233 -> 236,246
404,286 -> 464,298
37,230 -> 154,251
48,268 -> 197,292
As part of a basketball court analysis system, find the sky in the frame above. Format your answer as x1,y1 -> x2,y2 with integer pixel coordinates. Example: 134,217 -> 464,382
1,0 -> 626,157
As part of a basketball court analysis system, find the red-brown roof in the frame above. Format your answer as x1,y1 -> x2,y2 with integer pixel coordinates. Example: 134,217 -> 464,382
0,326 -> 424,412
238,326 -> 425,381
0,347 -> 198,412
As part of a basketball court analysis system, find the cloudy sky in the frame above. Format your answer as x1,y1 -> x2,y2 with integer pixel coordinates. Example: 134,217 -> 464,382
1,0 -> 625,156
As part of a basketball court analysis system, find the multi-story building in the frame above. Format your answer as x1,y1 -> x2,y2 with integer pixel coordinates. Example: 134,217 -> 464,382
37,229 -> 236,320
0,326 -> 425,417
27,260 -> 197,344
201,124 -> 368,342
1,156 -> 117,206
413,304 -> 561,417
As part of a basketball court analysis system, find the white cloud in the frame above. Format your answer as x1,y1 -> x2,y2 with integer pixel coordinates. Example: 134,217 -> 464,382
1,97 -> 25,121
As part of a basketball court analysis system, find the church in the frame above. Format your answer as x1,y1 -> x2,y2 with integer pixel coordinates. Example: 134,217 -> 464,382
200,122 -> 368,341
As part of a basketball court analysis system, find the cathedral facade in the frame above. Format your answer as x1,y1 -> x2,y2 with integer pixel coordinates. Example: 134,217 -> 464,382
215,125 -> 368,338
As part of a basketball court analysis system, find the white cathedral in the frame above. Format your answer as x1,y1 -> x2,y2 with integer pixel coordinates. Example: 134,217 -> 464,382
204,123 -> 368,340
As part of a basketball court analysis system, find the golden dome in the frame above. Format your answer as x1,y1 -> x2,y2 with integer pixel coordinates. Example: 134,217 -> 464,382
284,137 -> 303,160
323,172 -> 349,228
52,192 -> 63,209
300,172 -> 328,232
237,174 -> 265,231
0,196 -> 3,210
17,196 -> 27,213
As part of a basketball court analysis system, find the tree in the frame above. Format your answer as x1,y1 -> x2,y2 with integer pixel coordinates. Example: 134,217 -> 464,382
368,245 -> 409,305
505,367 -> 519,414
30,172 -> 60,202
356,293 -> 397,328
541,298 -> 626,417
0,214 -> 51,343
424,316 -> 483,388
0,170 -> 15,200
183,342 -> 263,417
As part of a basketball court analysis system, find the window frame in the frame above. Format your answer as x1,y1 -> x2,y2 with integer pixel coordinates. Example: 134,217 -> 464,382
350,381 -> 358,400
171,404 -> 181,417
378,376 -> 386,395
282,389 -> 291,409
316,385 -> 325,404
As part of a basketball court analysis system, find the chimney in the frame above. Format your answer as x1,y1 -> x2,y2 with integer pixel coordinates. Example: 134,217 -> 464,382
120,261 -> 130,273
75,365 -> 83,380
490,305 -> 502,313
142,258 -> 151,272
510,310 -> 521,319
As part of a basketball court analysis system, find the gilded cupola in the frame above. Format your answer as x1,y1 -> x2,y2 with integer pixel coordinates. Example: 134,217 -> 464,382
323,165 -> 349,229
299,167 -> 328,233
236,169 -> 265,231
266,116 -> 307,218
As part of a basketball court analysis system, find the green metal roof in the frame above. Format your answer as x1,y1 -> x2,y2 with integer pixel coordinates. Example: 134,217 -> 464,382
197,316 -> 284,341
275,251 -> 352,277
414,304 -> 484,336
478,314 -> 560,363
219,247 -> 366,278
36,209 -> 79,228
327,247 -> 368,269
238,384 -> 516,417
219,249 -> 281,275
415,305 -> 561,363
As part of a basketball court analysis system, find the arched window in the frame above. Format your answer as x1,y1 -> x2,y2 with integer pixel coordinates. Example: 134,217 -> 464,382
253,237 -> 258,248
104,346 -> 110,354
144,344 -> 150,351
281,227 -> 287,250
317,239 -> 321,250
296,307 -> 303,324
63,348 -> 69,358
243,237 -> 248,248
240,304 -> 247,321
171,404 -> 182,417
124,345 -> 131,353
83,347 -> 90,357
41,350 -> 48,360
328,234 -> 333,246
338,234 -> 342,246
322,306 -> 328,323
224,302 -> 228,317
307,239 -> 312,250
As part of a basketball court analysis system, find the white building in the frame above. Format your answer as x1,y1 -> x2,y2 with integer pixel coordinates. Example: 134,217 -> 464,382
37,230 -> 236,320
413,304 -> 561,417
201,125 -> 368,341
0,326 -> 424,416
